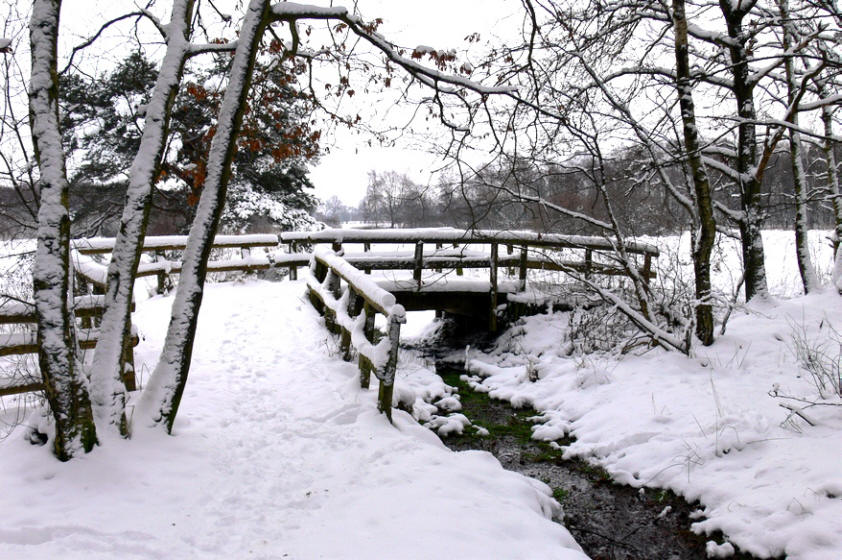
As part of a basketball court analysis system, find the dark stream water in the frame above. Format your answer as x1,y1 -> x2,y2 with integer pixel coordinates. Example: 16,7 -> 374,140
410,322 -> 768,560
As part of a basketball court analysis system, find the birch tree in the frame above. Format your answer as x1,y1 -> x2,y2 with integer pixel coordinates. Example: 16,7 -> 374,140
29,0 -> 96,460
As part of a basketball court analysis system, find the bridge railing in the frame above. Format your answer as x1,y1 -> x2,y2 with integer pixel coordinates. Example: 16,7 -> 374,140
306,247 -> 405,421
283,227 -> 659,331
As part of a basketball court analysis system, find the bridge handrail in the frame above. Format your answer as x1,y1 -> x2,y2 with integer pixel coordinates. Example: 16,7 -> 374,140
311,248 -> 404,318
281,228 -> 660,257
306,247 -> 404,420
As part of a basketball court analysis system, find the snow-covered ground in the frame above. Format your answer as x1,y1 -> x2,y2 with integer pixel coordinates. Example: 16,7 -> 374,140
0,281 -> 585,560
1,229 -> 840,559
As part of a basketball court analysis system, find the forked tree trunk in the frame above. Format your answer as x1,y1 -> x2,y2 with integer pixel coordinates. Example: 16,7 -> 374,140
29,0 -> 97,460
673,0 -> 716,345
137,0 -> 272,433
90,0 -> 197,435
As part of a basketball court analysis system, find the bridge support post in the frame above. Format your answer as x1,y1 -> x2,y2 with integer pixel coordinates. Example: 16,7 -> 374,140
489,243 -> 498,332
519,246 -> 528,291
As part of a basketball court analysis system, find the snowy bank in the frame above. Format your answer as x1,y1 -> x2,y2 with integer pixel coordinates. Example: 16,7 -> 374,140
462,290 -> 842,559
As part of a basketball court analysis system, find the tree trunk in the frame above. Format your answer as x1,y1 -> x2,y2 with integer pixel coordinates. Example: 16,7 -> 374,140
29,0 -> 97,460
720,0 -> 769,301
673,0 -> 715,345
819,88 -> 842,256
137,0 -> 271,433
779,0 -> 818,294
820,91 -> 842,292
90,0 -> 196,435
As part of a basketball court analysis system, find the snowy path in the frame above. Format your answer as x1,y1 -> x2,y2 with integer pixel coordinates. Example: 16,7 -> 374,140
0,281 -> 585,560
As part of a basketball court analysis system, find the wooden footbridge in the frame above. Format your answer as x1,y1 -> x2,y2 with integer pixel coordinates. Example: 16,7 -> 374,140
284,228 -> 659,419
1,228 -> 658,421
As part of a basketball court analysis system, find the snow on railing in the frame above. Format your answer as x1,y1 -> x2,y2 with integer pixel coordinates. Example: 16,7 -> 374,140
281,227 -> 660,256
306,246 -> 406,421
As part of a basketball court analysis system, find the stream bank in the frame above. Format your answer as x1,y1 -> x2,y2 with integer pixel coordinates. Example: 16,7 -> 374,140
406,316 -> 770,559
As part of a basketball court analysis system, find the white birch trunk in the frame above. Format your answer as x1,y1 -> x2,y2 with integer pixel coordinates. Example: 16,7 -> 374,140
137,0 -> 271,433
29,0 -> 97,459
90,0 -> 196,434
779,0 -> 818,294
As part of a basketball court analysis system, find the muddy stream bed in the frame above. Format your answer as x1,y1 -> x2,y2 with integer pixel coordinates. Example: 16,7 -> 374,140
412,328 -> 766,560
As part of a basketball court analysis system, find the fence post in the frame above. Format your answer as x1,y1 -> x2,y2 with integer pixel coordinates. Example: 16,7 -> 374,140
643,253 -> 652,288
519,246 -> 528,291
434,242 -> 443,272
506,244 -> 514,275
378,313 -> 402,421
413,241 -> 424,289
489,243 -> 498,332
288,241 -> 298,280
358,302 -> 375,389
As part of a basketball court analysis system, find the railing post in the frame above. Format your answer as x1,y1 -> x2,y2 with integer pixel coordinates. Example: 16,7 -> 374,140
323,270 -> 342,334
378,313 -> 402,421
519,246 -> 528,291
453,242 -> 463,276
413,241 -> 424,289
358,302 -> 375,389
489,243 -> 498,333
363,242 -> 372,274
434,242 -> 443,272
340,290 -> 362,362
643,253 -> 653,288
506,244 -> 514,275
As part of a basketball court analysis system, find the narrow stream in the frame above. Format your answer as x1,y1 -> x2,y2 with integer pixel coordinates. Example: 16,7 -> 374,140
424,359 -> 769,560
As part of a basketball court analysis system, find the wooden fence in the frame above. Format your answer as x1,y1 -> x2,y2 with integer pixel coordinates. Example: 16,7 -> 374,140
1,234 -> 308,398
